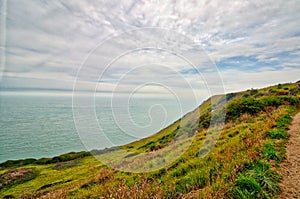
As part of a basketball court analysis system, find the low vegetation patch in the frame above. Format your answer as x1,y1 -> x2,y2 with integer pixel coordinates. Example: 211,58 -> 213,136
0,168 -> 37,190
0,151 -> 91,169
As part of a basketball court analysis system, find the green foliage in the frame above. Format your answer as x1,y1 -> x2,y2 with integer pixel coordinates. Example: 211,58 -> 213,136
254,93 -> 264,98
262,144 -> 279,160
242,93 -> 250,98
275,114 -> 292,129
175,169 -> 208,193
228,130 -> 240,138
290,87 -> 300,95
0,168 -> 38,190
0,151 -> 91,169
260,96 -> 299,108
250,89 -> 258,96
0,159 -> 36,169
267,129 -> 289,139
226,96 -> 299,122
36,151 -> 90,164
277,84 -> 282,89
124,152 -> 139,158
226,98 -> 263,120
137,130 -> 179,151
198,113 -> 211,129
227,93 -> 237,101
231,174 -> 261,198
192,170 -> 208,189
230,161 -> 280,199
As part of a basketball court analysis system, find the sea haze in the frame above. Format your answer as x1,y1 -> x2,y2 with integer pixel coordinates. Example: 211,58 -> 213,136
0,93 -> 195,163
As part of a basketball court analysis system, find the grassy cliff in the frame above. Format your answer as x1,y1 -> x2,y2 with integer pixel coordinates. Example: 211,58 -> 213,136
0,81 -> 299,198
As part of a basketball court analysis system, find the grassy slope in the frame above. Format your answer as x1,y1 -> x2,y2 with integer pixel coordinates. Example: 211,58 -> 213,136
0,81 -> 299,198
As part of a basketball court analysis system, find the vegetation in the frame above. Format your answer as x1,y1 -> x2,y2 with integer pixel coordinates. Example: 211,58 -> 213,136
0,168 -> 38,190
0,81 -> 299,198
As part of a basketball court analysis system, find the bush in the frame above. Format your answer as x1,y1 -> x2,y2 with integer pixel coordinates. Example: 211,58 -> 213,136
254,93 -> 264,98
35,151 -> 90,165
0,168 -> 38,189
260,96 -> 281,107
242,93 -> 250,98
198,113 -> 211,129
240,98 -> 263,114
226,98 -> 263,121
277,84 -> 282,89
0,158 -> 36,169
227,93 -> 237,101
290,87 -> 300,94
226,96 -> 299,122
124,152 -> 139,158
250,89 -> 258,95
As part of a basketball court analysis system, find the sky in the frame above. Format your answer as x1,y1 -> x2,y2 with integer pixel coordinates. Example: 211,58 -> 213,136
0,0 -> 299,101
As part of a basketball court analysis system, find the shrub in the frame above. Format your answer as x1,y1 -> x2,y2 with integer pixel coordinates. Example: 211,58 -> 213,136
239,98 -> 263,115
290,87 -> 300,94
124,152 -> 139,158
227,93 -> 237,101
198,113 -> 211,129
0,168 -> 38,189
277,84 -> 282,89
242,93 -> 250,98
226,98 -> 263,121
260,96 -> 281,107
36,151 -> 90,165
254,93 -> 264,98
0,158 -> 36,169
226,96 -> 299,122
250,89 -> 258,95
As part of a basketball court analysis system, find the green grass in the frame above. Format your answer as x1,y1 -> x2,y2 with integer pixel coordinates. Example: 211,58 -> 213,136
262,143 -> 280,160
0,81 -> 299,198
267,129 -> 289,139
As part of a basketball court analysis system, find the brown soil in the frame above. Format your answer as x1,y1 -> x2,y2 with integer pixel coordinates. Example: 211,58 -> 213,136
279,112 -> 300,199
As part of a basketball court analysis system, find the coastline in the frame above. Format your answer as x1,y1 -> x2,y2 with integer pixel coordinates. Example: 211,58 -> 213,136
0,147 -> 120,169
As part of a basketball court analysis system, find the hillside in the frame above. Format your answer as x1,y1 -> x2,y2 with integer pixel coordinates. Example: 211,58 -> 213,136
0,81 -> 299,198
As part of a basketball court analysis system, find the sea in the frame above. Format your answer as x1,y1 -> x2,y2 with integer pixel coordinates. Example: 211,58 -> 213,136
0,92 -> 197,163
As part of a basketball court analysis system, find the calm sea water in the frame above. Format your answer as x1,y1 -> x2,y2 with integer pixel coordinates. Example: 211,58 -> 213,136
0,93 -> 196,163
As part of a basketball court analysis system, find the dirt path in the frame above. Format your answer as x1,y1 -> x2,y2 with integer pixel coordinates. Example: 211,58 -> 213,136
279,112 -> 300,199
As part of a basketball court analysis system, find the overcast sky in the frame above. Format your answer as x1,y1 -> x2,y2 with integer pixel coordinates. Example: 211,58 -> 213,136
0,0 -> 299,100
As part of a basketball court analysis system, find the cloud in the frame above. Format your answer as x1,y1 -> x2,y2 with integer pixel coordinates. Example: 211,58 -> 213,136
220,67 -> 300,93
0,0 -> 299,99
